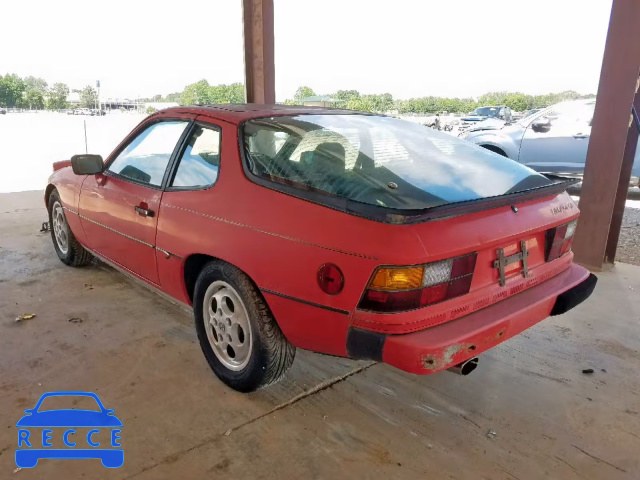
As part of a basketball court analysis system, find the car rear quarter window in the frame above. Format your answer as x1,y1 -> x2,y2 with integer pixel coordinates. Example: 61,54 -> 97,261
171,125 -> 221,188
243,114 -> 552,211
108,121 -> 189,187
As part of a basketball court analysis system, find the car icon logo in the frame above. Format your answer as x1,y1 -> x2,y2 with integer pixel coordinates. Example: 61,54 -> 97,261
15,391 -> 123,468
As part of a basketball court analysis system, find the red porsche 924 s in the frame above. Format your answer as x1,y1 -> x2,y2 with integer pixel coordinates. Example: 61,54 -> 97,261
46,105 -> 597,391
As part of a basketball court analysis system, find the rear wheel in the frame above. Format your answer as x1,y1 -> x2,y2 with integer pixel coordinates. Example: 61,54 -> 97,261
194,260 -> 295,392
48,189 -> 93,267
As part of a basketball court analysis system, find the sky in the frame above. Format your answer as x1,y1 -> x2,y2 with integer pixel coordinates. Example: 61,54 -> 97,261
0,0 -> 613,101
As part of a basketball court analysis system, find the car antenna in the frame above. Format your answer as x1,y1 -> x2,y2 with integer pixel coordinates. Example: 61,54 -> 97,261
84,120 -> 88,154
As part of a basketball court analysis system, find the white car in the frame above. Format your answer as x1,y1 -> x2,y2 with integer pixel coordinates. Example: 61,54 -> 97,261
460,99 -> 640,183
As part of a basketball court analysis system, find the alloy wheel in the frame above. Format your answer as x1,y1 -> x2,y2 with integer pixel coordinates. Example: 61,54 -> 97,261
52,201 -> 69,255
203,281 -> 253,371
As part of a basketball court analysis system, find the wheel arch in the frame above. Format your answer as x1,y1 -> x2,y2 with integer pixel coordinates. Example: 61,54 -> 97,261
479,144 -> 508,157
44,184 -> 56,207
183,253 -> 260,305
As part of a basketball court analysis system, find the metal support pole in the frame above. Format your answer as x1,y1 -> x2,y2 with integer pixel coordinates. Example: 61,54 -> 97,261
572,0 -> 640,270
242,0 -> 275,104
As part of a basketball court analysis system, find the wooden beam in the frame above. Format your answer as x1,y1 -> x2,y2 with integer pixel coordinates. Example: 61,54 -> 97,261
572,0 -> 640,270
604,79 -> 640,263
242,0 -> 275,104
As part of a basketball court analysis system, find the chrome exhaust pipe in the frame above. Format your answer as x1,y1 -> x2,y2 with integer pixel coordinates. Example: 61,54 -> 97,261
447,357 -> 479,376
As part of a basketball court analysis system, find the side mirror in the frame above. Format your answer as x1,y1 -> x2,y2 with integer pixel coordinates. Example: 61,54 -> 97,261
531,117 -> 551,133
71,154 -> 104,175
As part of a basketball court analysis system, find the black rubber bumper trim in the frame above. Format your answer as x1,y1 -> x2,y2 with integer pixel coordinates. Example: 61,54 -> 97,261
550,273 -> 598,316
346,327 -> 387,361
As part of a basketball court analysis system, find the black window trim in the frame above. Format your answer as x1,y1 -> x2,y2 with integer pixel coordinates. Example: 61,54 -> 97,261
103,117 -> 194,191
237,114 -> 577,225
164,120 -> 223,192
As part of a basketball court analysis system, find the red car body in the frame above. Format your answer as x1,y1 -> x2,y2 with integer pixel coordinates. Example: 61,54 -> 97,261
46,105 -> 596,376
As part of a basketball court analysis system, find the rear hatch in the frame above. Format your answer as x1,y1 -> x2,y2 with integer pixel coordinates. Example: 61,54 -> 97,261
353,190 -> 579,334
241,113 -> 580,334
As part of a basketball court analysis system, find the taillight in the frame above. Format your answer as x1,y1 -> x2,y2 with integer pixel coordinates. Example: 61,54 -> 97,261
358,253 -> 477,313
545,219 -> 578,262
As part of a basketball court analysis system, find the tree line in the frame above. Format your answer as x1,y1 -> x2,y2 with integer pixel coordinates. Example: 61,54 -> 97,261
286,86 -> 595,114
161,80 -> 245,105
0,74 -> 101,109
163,82 -> 593,114
1,73 -> 594,114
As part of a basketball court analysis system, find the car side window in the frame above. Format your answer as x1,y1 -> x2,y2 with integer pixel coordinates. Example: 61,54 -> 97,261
534,102 -> 595,132
108,121 -> 189,187
170,125 -> 221,188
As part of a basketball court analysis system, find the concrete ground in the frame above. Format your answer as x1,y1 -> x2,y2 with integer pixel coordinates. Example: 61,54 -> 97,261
1,190 -> 639,479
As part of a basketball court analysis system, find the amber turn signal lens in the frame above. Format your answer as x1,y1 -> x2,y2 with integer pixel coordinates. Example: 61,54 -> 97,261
370,266 -> 424,291
358,253 -> 478,313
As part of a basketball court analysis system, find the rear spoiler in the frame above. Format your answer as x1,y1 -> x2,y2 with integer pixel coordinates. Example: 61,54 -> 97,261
378,176 -> 580,225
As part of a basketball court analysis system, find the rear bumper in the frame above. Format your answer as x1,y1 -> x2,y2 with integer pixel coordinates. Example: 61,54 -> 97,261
347,264 -> 595,374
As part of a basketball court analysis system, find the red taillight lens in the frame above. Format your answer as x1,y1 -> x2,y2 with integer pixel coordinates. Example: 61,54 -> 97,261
358,253 -> 477,313
361,289 -> 421,313
546,219 -> 578,262
317,263 -> 344,295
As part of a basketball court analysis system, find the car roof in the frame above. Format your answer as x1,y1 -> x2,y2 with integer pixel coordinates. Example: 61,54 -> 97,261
153,104 -> 364,124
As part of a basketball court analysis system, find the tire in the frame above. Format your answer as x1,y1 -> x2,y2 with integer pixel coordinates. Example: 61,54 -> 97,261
193,260 -> 295,392
48,189 -> 93,267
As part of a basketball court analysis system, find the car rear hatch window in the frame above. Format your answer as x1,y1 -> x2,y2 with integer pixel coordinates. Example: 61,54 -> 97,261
242,114 -> 554,220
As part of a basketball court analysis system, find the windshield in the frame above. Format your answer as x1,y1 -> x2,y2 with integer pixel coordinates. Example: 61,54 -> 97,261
243,114 -> 552,211
470,107 -> 500,117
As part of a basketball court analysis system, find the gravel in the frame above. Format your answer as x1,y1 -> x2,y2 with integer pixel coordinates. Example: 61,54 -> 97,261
617,206 -> 640,266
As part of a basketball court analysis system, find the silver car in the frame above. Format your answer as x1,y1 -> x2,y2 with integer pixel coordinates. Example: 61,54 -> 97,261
461,99 -> 640,184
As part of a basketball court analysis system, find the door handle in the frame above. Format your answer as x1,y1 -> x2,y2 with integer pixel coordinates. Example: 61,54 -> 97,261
135,205 -> 155,217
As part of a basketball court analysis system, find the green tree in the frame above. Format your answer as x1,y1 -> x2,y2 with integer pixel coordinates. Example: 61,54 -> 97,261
209,82 -> 245,103
24,76 -> 48,93
332,89 -> 360,101
0,74 -> 26,108
180,79 -> 211,105
294,86 -> 315,103
24,88 -> 45,109
79,85 -> 98,108
331,89 -> 360,108
146,106 -> 157,114
345,93 -> 394,113
224,82 -> 245,103
47,83 -> 69,109
164,92 -> 181,102
477,91 -> 532,111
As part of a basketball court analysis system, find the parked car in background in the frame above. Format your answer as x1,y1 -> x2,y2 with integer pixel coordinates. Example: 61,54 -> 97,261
45,105 -> 595,392
459,105 -> 512,132
0,108 -> 6,115
461,99 -> 640,184
522,108 -> 543,119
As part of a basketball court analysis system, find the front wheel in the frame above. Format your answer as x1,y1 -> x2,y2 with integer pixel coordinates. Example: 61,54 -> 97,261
48,189 -> 93,267
194,260 -> 295,392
